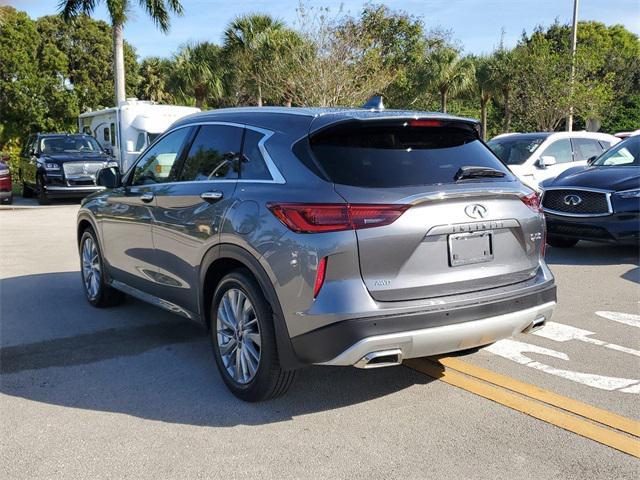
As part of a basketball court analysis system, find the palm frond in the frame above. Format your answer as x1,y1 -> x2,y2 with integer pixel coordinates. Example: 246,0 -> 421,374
58,0 -> 97,20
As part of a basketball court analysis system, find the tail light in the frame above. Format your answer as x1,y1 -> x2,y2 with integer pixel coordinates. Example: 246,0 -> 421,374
313,257 -> 327,298
520,192 -> 542,214
267,203 -> 410,233
410,119 -> 444,127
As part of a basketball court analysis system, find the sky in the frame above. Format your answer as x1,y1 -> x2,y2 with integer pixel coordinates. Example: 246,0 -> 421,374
4,0 -> 640,59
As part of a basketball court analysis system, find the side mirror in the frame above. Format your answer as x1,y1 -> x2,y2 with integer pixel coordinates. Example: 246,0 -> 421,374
103,146 -> 113,156
587,155 -> 598,165
538,155 -> 557,168
96,166 -> 121,188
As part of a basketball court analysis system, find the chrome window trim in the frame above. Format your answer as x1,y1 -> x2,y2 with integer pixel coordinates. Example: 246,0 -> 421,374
540,186 -> 613,217
128,121 -> 286,185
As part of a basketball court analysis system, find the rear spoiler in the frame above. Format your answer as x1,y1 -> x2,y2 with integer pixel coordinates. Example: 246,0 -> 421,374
308,114 -> 482,138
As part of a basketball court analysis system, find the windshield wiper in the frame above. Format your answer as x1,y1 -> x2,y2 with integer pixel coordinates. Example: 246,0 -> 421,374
454,166 -> 506,181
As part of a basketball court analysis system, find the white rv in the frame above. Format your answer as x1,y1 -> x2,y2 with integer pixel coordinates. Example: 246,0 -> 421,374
78,99 -> 200,171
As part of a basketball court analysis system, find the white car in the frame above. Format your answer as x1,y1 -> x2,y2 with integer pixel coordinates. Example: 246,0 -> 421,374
487,131 -> 620,190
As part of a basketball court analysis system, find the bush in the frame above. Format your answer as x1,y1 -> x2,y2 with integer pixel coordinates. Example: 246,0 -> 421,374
0,142 -> 22,188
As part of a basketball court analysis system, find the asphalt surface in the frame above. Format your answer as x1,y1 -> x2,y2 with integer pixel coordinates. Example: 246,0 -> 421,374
1,202 -> 639,479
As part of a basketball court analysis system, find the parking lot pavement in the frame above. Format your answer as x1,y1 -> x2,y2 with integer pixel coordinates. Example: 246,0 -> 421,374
1,205 -> 639,479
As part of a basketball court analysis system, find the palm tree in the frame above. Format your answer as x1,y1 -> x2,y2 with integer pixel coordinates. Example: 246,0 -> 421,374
223,14 -> 285,106
492,48 -> 516,133
59,0 -> 183,106
138,57 -> 174,103
474,56 -> 497,140
171,42 -> 224,109
427,47 -> 475,113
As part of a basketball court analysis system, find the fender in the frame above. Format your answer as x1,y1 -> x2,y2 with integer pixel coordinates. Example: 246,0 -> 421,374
77,209 -> 116,284
76,209 -> 100,248
199,243 -> 302,370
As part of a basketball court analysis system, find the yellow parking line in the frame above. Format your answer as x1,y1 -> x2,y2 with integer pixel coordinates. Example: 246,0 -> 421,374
405,358 -> 640,458
436,356 -> 640,437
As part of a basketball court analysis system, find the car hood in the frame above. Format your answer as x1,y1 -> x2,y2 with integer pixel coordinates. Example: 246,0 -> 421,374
41,153 -> 110,163
545,165 -> 640,192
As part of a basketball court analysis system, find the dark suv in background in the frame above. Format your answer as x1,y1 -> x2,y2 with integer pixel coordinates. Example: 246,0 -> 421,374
78,107 -> 556,401
20,133 -> 116,204
541,135 -> 640,246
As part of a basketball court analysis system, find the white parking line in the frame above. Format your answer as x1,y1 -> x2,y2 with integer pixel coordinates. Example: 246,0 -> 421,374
533,321 -> 640,358
485,339 -> 640,393
596,311 -> 640,329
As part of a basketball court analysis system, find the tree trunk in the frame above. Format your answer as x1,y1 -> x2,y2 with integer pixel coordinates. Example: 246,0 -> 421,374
285,97 -> 292,108
503,88 -> 511,133
194,84 -> 205,109
440,89 -> 447,113
112,21 -> 126,106
480,99 -> 488,141
257,84 -> 262,107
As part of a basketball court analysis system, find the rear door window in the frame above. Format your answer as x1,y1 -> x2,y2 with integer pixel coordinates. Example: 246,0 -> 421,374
572,138 -> 603,161
309,123 -> 511,187
179,125 -> 242,181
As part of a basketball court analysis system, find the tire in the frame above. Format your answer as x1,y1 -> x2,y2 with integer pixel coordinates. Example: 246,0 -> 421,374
79,228 -> 125,308
22,178 -> 33,198
211,269 -> 295,402
2,195 -> 12,205
546,235 -> 579,248
36,176 -> 50,205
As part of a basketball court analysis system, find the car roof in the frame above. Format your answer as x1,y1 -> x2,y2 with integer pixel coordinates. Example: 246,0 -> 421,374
489,132 -> 552,141
172,107 -> 480,133
490,131 -> 618,141
38,133 -> 92,138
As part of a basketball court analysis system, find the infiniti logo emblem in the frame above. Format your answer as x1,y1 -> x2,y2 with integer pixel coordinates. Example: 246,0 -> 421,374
563,194 -> 582,206
464,204 -> 488,219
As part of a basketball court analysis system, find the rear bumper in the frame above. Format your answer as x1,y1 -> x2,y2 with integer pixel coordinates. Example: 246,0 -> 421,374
291,282 -> 557,365
319,301 -> 555,367
545,211 -> 640,244
0,190 -> 12,199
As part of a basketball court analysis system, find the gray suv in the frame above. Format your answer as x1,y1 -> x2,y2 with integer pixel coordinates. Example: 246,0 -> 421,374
77,107 -> 557,401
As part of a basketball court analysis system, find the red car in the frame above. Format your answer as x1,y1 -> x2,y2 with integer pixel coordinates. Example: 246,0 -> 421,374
0,155 -> 13,204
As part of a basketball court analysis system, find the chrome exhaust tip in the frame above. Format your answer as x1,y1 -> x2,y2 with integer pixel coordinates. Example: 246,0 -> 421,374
354,349 -> 403,369
522,316 -> 546,334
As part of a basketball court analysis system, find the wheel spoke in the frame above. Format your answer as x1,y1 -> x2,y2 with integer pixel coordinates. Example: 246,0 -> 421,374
242,347 -> 257,377
245,332 -> 261,348
217,306 -> 235,331
222,296 -> 237,328
234,347 -> 242,380
244,340 -> 260,362
219,338 -> 237,356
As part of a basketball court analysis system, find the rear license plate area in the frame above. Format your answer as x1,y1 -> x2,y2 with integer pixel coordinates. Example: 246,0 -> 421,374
448,231 -> 493,267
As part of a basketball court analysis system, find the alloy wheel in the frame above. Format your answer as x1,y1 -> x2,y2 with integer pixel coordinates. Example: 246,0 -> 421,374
81,236 -> 101,299
216,288 -> 262,384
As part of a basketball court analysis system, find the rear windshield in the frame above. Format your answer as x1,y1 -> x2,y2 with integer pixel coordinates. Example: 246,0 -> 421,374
309,123 -> 512,188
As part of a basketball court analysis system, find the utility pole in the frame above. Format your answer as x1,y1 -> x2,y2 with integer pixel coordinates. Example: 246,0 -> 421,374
567,0 -> 579,131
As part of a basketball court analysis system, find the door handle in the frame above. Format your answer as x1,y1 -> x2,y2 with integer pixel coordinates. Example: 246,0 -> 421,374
140,192 -> 155,203
200,191 -> 224,202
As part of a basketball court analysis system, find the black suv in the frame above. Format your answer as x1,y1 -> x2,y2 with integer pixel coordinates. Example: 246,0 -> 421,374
20,133 -> 116,204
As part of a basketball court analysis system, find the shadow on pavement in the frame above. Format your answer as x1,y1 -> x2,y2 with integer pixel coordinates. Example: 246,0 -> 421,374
1,196 -> 82,208
545,241 -> 639,270
0,271 -> 431,427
